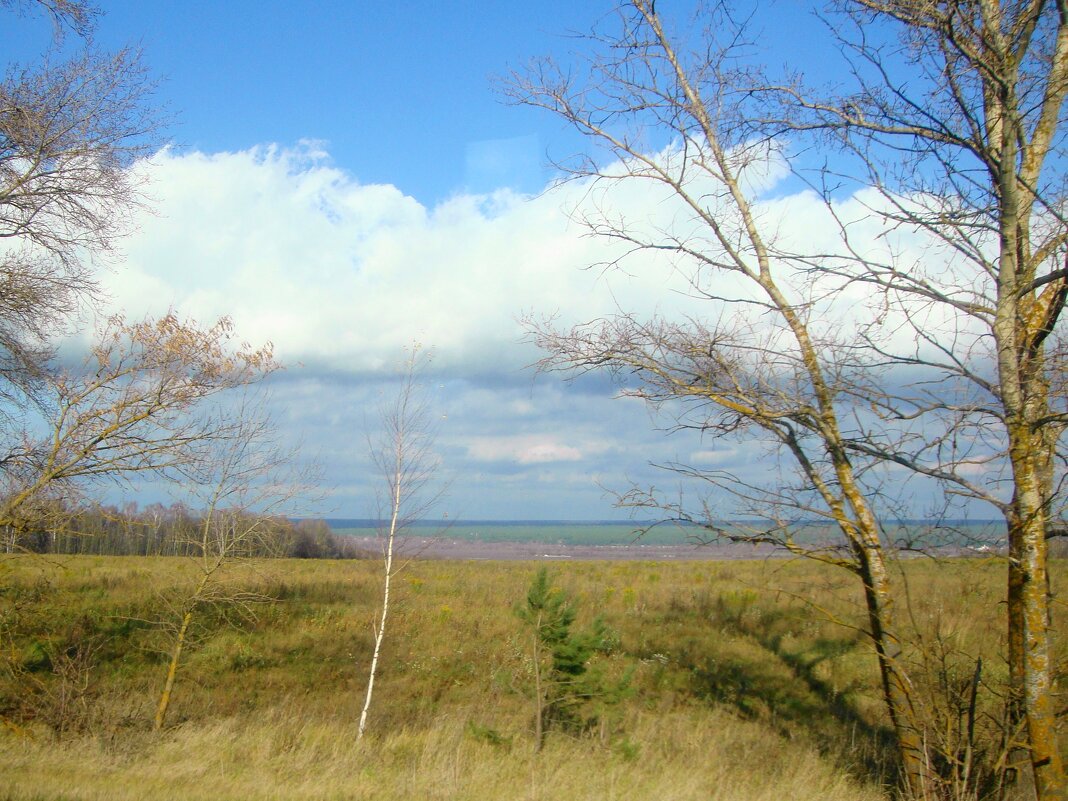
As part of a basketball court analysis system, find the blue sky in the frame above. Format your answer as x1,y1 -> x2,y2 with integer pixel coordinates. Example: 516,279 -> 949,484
3,2 -> 956,522
109,0 -> 596,202
12,0 -> 606,204
10,0 -> 832,206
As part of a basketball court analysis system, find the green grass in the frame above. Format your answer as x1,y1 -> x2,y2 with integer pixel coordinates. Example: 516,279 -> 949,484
0,554 -> 1058,800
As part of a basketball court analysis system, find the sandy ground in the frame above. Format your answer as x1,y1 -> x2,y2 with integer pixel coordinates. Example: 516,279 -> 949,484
345,536 -> 784,561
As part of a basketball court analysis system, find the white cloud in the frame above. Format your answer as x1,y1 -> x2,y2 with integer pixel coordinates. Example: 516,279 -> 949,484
109,143 -> 651,376
96,137 -> 986,386
465,434 -> 596,464
92,140 -> 978,519
689,448 -> 740,466
112,141 -> 850,380
107,140 -> 966,382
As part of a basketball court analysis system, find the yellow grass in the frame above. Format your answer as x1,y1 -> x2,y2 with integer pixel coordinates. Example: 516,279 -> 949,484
2,706 -> 874,801
1,553 -> 1058,800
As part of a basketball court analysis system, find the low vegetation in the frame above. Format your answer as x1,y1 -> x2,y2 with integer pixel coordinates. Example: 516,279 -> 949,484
1,553 -> 1056,800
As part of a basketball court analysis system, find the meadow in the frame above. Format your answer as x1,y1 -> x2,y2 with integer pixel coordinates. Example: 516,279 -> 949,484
0,553 -> 1056,800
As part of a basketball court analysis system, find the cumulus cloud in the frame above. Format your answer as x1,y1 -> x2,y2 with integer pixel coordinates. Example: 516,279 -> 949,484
94,140 -> 968,518
108,142 -> 651,377
108,140 -> 961,379
688,448 -> 741,466
465,434 -> 593,464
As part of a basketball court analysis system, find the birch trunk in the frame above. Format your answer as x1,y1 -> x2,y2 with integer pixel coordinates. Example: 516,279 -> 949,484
357,421 -> 403,739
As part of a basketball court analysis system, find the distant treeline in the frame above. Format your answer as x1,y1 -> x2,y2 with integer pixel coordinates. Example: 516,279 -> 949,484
6,502 -> 365,559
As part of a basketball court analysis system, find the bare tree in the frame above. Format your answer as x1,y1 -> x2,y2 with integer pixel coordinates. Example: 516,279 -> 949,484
511,1 -> 1068,796
0,0 -> 157,417
358,347 -> 445,739
153,392 -> 315,731
740,4 -> 1068,798
0,313 -> 278,551
0,1 -> 98,36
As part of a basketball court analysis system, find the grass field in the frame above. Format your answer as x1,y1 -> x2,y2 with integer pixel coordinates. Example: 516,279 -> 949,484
0,553 -> 1059,800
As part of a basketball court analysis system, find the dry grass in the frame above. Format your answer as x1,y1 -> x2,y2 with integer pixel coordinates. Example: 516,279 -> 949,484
1,705 -> 874,801
0,553 -> 1059,800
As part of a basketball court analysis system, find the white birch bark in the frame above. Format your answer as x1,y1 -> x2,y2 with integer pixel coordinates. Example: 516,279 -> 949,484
357,347 -> 443,739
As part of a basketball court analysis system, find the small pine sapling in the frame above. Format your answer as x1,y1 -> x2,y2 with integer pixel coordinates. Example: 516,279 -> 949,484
514,567 -> 630,751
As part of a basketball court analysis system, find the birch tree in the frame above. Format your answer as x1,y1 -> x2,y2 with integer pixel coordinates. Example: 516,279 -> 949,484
515,1 -> 1068,796
358,347 -> 445,739
757,4 -> 1068,797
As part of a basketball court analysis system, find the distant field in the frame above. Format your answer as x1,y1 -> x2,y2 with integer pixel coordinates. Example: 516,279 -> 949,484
326,519 -> 1008,548
328,520 -> 684,546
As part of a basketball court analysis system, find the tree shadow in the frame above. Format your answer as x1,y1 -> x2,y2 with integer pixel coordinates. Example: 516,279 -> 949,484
660,597 -> 900,788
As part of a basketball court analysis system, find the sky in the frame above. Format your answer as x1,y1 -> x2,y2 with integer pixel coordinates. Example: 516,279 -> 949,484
1,1 -> 953,522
